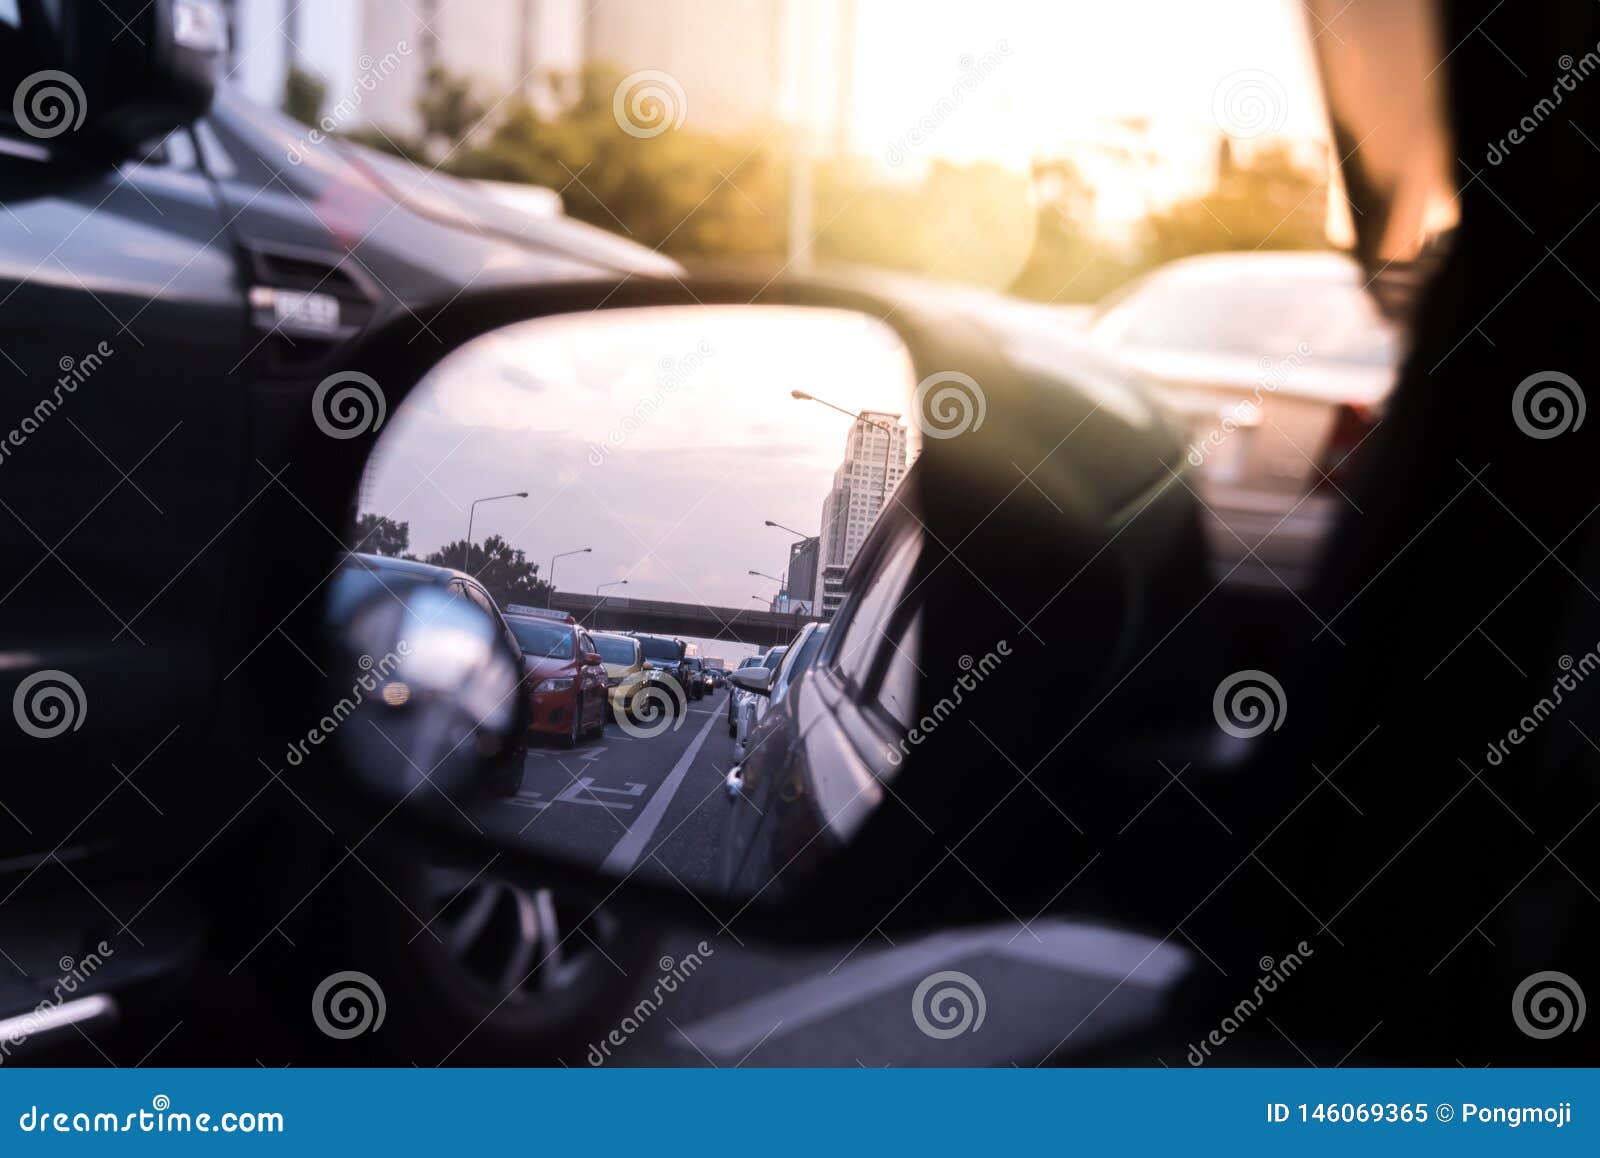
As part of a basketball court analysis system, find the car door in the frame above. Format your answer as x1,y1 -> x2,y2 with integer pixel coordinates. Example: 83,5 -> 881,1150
1,79 -> 250,847
576,630 -> 606,726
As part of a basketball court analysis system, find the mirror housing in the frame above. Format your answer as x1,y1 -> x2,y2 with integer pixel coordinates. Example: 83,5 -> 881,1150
324,582 -> 527,805
730,668 -> 774,697
53,0 -> 224,156
583,651 -> 603,666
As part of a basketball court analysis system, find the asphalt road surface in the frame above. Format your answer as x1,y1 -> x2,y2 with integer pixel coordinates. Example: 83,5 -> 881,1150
478,687 -> 740,896
462,689 -> 1203,1066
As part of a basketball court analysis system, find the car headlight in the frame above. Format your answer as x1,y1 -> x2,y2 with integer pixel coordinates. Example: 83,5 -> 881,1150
534,677 -> 574,693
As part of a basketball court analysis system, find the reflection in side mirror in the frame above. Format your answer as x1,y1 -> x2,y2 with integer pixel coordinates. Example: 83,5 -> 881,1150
729,668 -> 774,697
336,303 -> 918,903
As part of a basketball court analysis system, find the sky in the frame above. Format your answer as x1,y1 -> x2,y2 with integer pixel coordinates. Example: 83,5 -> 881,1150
803,0 -> 1332,226
364,306 -> 916,617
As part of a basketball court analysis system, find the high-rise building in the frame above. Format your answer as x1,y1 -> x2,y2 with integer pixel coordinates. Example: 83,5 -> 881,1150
815,411 -> 907,617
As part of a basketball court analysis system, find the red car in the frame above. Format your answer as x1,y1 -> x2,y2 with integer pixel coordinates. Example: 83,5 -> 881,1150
505,610 -> 609,746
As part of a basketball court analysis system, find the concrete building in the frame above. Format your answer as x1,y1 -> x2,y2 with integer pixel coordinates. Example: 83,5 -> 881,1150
219,0 -> 821,139
785,535 -> 819,609
815,411 -> 907,618
220,0 -> 585,135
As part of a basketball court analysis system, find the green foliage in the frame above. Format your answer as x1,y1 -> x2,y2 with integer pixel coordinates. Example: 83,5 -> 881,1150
444,66 -> 786,259
403,64 -> 1328,303
353,513 -> 409,557
424,534 -> 549,609
1139,141 -> 1328,266
417,66 -> 488,147
283,66 -> 327,128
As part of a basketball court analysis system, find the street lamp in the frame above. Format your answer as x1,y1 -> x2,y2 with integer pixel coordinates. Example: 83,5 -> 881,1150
764,520 -> 815,615
749,568 -> 786,611
791,390 -> 897,516
546,546 -> 592,608
585,579 -> 627,627
465,491 -> 528,569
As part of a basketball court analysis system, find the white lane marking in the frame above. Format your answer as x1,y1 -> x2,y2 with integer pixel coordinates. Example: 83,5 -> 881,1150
599,707 -> 720,875
677,921 -> 1191,1059
555,777 -> 646,811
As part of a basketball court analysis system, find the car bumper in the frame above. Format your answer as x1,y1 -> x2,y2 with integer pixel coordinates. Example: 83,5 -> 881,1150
528,688 -> 579,735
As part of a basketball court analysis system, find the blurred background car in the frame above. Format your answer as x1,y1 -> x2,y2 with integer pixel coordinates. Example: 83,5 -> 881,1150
508,611 -> 608,747
730,644 -> 789,760
1082,251 -> 1400,588
727,654 -> 766,736
630,633 -> 693,707
682,656 -> 710,701
731,624 -> 828,766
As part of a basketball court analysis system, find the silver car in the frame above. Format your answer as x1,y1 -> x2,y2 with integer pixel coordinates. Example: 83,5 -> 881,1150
1085,251 -> 1400,588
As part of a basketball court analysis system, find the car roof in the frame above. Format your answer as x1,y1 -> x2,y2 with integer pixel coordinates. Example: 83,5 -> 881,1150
345,551 -> 468,586
1145,250 -> 1362,286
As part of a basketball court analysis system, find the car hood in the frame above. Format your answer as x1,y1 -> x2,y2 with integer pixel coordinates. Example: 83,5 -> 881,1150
522,655 -> 576,682
1110,347 -> 1395,409
339,142 -> 684,278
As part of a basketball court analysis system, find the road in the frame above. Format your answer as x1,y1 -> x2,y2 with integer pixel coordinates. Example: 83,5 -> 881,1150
465,688 -> 1200,1066
478,687 -> 741,896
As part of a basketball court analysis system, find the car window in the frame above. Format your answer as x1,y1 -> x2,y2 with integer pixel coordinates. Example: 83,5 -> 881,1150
774,626 -> 827,702
591,635 -> 638,666
829,532 -> 920,690
508,618 -> 575,659
873,608 -> 922,730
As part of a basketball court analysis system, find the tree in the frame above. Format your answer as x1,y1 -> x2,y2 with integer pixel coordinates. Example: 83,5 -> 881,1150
1010,156 -> 1139,303
353,513 -> 409,557
417,66 -> 487,150
443,66 -> 786,260
283,66 -> 326,128
1139,140 -> 1328,266
424,534 -> 549,608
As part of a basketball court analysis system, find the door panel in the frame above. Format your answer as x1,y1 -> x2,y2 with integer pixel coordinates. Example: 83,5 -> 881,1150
0,135 -> 249,848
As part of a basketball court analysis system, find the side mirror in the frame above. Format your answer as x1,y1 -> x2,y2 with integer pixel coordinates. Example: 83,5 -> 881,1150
583,652 -> 603,666
730,668 -> 774,697
322,580 -> 527,805
48,0 -> 224,156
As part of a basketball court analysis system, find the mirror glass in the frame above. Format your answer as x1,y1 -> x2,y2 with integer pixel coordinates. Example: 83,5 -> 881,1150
325,305 -> 920,901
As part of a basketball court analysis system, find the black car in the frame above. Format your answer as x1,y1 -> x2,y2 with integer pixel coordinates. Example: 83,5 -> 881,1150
0,5 -> 674,1063
628,633 -> 693,706
682,656 -> 709,701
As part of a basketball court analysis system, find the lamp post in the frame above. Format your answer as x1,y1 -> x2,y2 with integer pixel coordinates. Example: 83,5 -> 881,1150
749,569 -> 786,613
464,491 -> 528,569
588,579 -> 627,627
547,546 -> 592,608
765,520 -> 816,615
791,389 -> 898,519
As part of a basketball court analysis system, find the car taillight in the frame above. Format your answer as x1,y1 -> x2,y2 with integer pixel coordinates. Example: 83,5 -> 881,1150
1314,402 -> 1380,493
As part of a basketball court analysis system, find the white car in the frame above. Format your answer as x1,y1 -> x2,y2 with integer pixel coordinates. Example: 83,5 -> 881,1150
1080,251 -> 1400,589
730,645 -> 787,759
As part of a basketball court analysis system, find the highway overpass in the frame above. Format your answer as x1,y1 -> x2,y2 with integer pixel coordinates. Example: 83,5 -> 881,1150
548,592 -> 811,647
